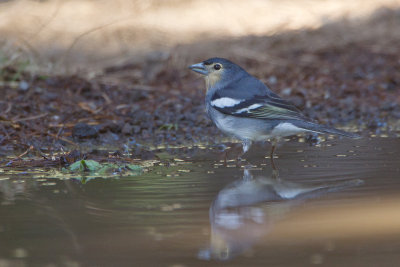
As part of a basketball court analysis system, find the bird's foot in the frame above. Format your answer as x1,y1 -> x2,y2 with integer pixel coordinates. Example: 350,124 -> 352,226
272,168 -> 280,180
243,165 -> 254,181
236,156 -> 246,167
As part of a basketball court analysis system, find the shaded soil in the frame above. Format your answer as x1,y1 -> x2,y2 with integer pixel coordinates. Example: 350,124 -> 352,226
0,8 -> 399,166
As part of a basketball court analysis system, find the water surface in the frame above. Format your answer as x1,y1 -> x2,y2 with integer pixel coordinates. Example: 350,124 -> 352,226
1,136 -> 400,266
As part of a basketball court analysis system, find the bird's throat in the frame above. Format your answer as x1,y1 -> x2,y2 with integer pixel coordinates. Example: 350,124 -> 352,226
205,73 -> 222,90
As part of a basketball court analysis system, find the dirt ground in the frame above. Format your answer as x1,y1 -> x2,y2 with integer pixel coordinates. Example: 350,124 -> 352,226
0,1 -> 399,166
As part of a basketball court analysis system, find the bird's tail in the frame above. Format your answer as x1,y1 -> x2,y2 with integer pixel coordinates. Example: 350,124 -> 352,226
295,121 -> 360,139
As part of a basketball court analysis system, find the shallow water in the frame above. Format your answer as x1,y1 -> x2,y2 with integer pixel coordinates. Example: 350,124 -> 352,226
1,136 -> 400,266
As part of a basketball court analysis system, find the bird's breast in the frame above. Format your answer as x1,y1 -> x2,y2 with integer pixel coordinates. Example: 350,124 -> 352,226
207,107 -> 274,142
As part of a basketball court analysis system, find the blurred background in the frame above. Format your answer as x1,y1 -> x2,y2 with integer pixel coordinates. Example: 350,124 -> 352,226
1,0 -> 400,150
1,0 -> 399,74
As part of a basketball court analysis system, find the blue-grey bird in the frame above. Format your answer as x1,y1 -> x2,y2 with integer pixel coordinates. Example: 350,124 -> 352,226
189,57 -> 359,159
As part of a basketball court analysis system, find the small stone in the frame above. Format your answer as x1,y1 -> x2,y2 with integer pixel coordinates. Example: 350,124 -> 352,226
133,147 -> 157,160
19,81 -> 29,91
40,92 -> 58,101
51,115 -> 60,121
268,76 -> 277,85
14,248 -> 28,258
310,253 -> 324,264
380,101 -> 396,111
97,122 -> 121,133
290,95 -> 305,108
121,123 -> 133,135
281,87 -> 292,96
35,86 -> 44,93
306,133 -> 320,146
367,118 -> 385,130
60,149 -> 82,164
72,123 -> 98,139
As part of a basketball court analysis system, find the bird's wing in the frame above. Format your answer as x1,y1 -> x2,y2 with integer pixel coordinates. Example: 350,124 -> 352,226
209,78 -> 308,121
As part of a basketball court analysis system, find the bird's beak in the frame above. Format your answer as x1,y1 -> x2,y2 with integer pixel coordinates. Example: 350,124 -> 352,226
189,62 -> 208,75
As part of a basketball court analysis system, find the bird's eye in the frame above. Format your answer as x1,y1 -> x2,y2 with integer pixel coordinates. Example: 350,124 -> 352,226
214,64 -> 222,70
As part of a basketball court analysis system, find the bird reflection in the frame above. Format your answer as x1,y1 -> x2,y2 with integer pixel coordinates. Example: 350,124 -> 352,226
198,167 -> 363,261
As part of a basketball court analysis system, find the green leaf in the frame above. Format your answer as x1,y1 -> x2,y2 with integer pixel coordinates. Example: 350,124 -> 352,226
68,159 -> 102,172
67,160 -> 142,177
126,164 -> 142,172
83,160 -> 102,171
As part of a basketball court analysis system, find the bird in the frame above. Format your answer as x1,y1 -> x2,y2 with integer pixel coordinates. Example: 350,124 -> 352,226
199,167 -> 363,261
189,57 -> 359,162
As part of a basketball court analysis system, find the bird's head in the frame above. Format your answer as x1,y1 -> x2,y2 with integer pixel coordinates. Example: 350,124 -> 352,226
189,58 -> 247,89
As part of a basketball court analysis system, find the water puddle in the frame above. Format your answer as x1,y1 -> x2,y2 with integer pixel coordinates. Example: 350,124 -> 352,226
0,136 -> 400,266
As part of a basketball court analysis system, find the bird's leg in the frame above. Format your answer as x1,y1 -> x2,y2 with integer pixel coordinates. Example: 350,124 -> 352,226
270,138 -> 279,179
224,150 -> 228,166
243,140 -> 252,154
272,166 -> 279,180
237,140 -> 252,166
243,165 -> 254,181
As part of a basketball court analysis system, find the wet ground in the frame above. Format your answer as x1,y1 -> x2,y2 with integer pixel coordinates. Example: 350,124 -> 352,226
1,136 -> 399,266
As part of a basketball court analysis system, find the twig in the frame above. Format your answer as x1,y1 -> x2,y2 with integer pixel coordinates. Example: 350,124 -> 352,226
13,113 -> 48,122
48,123 -> 76,128
0,123 -> 10,139
101,93 -> 112,105
130,84 -> 157,91
56,124 -> 65,139
47,132 -> 78,147
5,145 -> 34,166
17,146 -> 33,159
0,101 -> 12,115
61,15 -> 134,70
32,143 -> 49,160
29,0 -> 63,39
